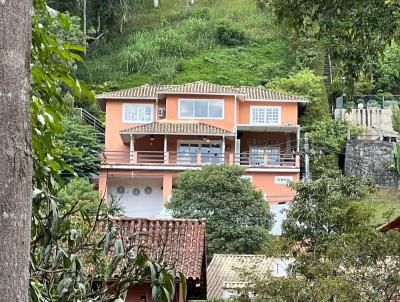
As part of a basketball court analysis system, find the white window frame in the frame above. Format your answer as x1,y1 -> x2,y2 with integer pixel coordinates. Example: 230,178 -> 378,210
250,106 -> 281,125
122,103 -> 153,123
178,98 -> 224,119
275,176 -> 293,184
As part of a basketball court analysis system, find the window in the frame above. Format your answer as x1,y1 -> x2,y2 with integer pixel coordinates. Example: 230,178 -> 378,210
123,103 -> 153,123
250,106 -> 281,125
249,147 -> 280,165
179,99 -> 224,119
275,176 -> 293,184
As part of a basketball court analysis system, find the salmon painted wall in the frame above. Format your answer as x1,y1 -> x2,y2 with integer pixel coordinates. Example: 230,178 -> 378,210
105,99 -> 157,151
99,169 -> 299,204
238,101 -> 298,125
247,171 -> 299,203
165,94 -> 236,131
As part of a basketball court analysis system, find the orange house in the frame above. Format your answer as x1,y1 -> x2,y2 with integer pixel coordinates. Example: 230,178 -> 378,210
97,81 -> 307,217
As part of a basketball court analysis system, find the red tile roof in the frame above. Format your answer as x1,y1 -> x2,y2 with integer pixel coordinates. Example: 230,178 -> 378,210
96,81 -> 308,103
120,119 -> 234,136
159,81 -> 245,96
378,215 -> 400,232
112,217 -> 206,280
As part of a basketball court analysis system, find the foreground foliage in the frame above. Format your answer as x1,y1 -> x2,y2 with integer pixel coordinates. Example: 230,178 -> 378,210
245,173 -> 400,302
268,0 -> 400,94
30,1 -> 183,300
167,165 -> 273,258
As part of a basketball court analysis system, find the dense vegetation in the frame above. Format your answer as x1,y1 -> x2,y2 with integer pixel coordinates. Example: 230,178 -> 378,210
167,165 -> 273,258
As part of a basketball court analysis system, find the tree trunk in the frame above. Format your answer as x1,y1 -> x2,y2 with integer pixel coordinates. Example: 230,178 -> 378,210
0,1 -> 32,301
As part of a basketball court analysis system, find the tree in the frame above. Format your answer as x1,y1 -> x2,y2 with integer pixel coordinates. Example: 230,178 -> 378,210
268,0 -> 400,95
0,1 -> 32,301
29,1 -> 181,300
58,115 -> 103,179
244,174 -> 400,301
266,69 -> 330,129
307,119 -> 352,176
167,165 -> 273,258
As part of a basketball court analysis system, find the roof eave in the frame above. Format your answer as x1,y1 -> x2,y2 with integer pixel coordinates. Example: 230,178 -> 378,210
243,98 -> 309,103
157,92 -> 246,97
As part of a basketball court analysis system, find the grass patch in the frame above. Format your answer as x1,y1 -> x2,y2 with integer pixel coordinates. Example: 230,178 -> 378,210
363,189 -> 400,226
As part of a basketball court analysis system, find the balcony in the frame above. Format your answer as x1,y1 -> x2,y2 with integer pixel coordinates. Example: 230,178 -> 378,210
101,151 -> 300,170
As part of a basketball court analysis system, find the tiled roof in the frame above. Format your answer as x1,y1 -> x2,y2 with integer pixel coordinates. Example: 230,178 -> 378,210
240,86 -> 307,102
120,119 -> 234,136
112,217 -> 206,280
97,84 -> 178,99
207,254 -> 291,299
159,81 -> 245,95
378,215 -> 400,232
96,81 -> 307,102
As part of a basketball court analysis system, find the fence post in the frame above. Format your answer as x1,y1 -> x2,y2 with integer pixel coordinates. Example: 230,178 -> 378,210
263,153 -> 269,167
164,152 -> 170,165
196,152 -> 202,165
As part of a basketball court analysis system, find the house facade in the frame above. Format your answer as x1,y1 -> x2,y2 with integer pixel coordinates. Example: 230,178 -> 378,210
97,81 -> 306,217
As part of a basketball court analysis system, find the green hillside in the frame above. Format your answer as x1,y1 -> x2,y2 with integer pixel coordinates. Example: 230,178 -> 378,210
78,0 -> 306,91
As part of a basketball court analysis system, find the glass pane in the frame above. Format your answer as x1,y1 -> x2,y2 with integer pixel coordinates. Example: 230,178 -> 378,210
180,100 -> 194,118
194,101 -> 208,118
209,101 -> 223,118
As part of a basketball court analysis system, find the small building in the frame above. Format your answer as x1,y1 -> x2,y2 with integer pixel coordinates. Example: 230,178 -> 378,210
378,215 -> 400,232
207,254 -> 291,300
111,217 -> 207,301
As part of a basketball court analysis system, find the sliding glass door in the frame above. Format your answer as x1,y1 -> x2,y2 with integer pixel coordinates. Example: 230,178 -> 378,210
177,142 -> 222,164
249,146 -> 280,165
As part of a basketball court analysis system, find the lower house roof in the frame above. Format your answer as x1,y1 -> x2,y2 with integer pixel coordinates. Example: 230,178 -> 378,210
120,119 -> 234,143
110,217 -> 207,281
378,215 -> 400,232
207,254 -> 291,299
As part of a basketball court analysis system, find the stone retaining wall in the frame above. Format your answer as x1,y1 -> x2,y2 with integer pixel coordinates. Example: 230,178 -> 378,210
345,140 -> 400,188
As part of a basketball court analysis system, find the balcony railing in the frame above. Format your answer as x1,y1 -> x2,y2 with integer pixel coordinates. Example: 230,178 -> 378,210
336,95 -> 400,109
101,151 -> 300,168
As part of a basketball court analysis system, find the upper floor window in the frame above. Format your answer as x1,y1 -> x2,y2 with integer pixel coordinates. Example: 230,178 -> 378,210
123,103 -> 153,123
179,99 -> 224,119
250,106 -> 281,125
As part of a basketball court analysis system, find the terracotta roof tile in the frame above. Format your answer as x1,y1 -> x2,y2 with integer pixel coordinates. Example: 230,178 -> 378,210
378,215 -> 400,232
239,86 -> 307,102
97,84 -> 178,99
159,81 -> 245,95
207,254 -> 292,299
120,119 -> 234,136
112,217 -> 206,280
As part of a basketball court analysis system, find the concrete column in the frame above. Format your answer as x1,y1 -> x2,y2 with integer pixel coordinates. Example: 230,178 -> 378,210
162,174 -> 173,204
129,135 -> 135,163
296,126 -> 300,153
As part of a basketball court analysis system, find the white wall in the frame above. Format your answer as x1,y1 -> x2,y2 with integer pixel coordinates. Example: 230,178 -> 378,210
108,177 -> 163,217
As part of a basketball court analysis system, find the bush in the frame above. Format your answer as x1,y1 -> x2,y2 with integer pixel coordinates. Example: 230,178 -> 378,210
266,69 -> 330,129
215,20 -> 248,47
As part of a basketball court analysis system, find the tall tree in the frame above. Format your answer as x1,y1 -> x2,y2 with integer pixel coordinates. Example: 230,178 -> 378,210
167,165 -> 273,258
0,1 -> 32,301
268,0 -> 400,94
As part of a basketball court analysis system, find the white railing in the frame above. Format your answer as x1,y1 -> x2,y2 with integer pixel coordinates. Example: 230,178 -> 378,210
101,151 -> 300,168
